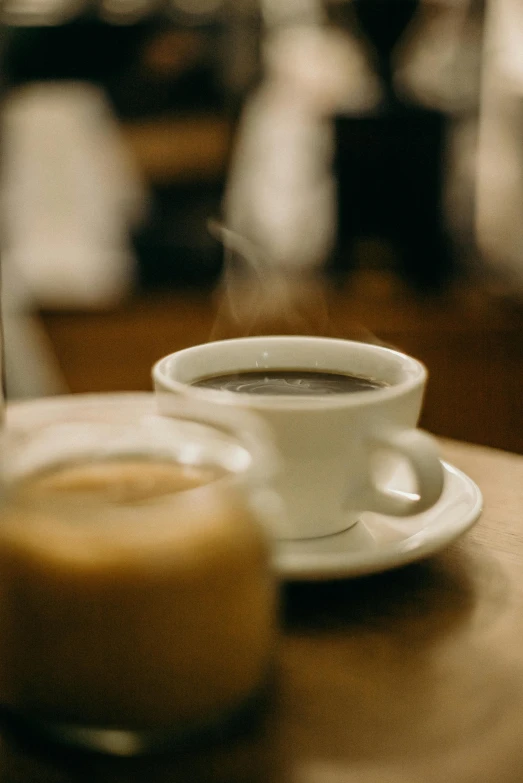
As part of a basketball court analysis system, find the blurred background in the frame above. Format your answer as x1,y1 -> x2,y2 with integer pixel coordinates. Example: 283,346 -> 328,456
0,0 -> 521,452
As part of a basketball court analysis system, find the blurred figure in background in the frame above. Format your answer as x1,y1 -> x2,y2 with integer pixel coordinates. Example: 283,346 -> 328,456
394,0 -> 483,277
0,19 -> 149,396
330,0 -> 484,293
1,82 -> 146,310
218,1 -> 382,334
476,0 -> 523,298
3,0 -> 522,397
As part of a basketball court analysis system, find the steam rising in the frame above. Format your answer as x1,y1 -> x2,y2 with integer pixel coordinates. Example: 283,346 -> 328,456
208,221 -> 391,348
208,221 -> 335,340
208,17 -> 387,344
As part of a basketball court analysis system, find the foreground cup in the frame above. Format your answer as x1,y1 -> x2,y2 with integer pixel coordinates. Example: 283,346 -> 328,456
0,393 -> 279,754
153,337 -> 445,540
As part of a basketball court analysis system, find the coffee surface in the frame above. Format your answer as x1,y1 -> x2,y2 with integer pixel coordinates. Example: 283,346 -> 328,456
192,369 -> 387,396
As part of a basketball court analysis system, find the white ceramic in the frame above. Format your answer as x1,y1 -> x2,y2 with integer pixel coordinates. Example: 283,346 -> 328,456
275,459 -> 483,581
153,336 -> 445,541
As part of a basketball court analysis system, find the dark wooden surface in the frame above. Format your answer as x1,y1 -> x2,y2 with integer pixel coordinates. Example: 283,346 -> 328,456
39,274 -> 523,453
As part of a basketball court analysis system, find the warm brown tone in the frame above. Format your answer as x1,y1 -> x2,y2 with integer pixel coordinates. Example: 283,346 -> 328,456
0,457 -> 274,729
1,400 -> 523,782
122,117 -> 232,184
39,273 -> 523,453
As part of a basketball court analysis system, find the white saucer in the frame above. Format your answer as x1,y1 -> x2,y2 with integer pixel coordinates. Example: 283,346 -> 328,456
274,461 -> 482,581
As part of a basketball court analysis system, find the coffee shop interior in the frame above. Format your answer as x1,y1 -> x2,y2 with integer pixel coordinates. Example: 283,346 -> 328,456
0,0 -> 521,454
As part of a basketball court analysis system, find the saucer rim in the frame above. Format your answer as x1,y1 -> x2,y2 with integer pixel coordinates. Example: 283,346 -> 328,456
273,461 -> 483,581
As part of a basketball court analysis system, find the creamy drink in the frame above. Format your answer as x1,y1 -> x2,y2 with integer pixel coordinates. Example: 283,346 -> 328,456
0,458 -> 275,732
0,394 -> 279,749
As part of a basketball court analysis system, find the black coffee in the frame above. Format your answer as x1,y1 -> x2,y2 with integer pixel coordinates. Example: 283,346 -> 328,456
191,370 -> 387,396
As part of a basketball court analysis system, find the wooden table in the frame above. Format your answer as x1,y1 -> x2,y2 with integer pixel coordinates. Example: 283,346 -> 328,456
1,406 -> 522,782
39,278 -> 523,453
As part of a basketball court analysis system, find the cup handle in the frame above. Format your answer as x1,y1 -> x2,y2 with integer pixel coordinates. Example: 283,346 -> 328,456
365,427 -> 445,516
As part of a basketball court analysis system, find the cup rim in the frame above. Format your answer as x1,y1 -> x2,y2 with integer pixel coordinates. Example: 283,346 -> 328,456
3,391 -> 280,488
152,336 -> 427,411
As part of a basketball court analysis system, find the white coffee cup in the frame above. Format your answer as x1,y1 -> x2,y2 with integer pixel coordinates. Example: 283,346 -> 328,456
153,337 -> 444,540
